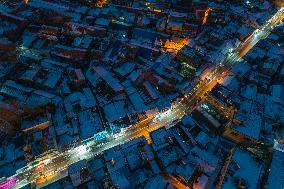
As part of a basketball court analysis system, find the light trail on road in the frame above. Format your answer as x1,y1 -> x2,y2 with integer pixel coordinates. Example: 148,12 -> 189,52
0,7 -> 283,189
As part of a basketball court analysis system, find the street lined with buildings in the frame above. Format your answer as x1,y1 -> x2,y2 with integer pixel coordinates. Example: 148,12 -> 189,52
1,6 -> 283,189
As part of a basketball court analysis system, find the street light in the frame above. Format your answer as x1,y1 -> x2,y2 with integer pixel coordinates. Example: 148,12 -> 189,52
75,145 -> 88,155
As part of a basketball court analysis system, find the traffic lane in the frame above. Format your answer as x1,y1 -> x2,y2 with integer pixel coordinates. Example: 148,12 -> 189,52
25,51 -> 226,185
10,11 -> 282,185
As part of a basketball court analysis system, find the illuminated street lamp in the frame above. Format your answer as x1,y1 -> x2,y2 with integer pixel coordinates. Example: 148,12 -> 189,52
75,145 -> 88,155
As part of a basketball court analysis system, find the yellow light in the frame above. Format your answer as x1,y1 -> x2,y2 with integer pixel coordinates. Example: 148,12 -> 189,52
163,38 -> 189,53
202,8 -> 213,25
95,0 -> 107,7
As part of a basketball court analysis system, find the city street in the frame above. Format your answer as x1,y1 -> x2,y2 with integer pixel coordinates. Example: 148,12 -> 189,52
0,6 -> 283,189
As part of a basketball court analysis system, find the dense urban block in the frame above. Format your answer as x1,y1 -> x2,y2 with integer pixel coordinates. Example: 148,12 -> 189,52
0,0 -> 283,189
